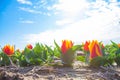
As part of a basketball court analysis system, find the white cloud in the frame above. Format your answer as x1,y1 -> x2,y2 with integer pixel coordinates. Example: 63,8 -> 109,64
17,0 -> 32,5
24,14 -> 120,45
19,7 -> 42,14
24,0 -> 120,46
19,7 -> 51,16
18,0 -> 54,16
43,12 -> 51,16
19,20 -> 34,24
53,0 -> 89,25
56,19 -> 74,26
109,0 -> 117,3
53,0 -> 89,16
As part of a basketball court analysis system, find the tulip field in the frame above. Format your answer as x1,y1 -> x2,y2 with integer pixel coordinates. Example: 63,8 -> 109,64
0,40 -> 120,80
0,40 -> 120,67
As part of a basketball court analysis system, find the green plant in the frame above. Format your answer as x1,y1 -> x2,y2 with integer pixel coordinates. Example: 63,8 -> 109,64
90,56 -> 107,67
114,54 -> 120,66
76,56 -> 85,62
53,40 -> 61,58
23,43 -> 55,65
110,41 -> 120,66
14,43 -> 55,67
0,51 -> 11,66
0,40 -> 120,67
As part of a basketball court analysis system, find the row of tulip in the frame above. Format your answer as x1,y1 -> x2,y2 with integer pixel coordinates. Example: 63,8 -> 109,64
83,40 -> 120,67
0,40 -> 120,67
0,43 -> 55,66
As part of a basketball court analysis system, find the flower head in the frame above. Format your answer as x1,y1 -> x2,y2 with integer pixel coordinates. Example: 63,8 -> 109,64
16,49 -> 20,52
101,44 -> 104,49
26,44 -> 33,49
118,43 -> 120,48
2,44 -> 14,56
84,41 -> 90,52
89,40 -> 103,60
61,40 -> 73,54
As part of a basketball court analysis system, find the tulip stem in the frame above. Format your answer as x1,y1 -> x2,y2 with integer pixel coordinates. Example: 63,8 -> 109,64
8,57 -> 16,67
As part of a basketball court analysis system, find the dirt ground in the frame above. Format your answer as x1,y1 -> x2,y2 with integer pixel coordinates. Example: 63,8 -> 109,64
0,61 -> 120,80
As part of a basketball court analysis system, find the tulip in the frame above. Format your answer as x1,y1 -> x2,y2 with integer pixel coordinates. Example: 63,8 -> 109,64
16,49 -> 20,52
61,40 -> 73,54
101,44 -> 104,49
2,44 -> 14,56
89,40 -> 103,60
2,44 -> 15,66
84,41 -> 90,52
118,43 -> 120,48
83,41 -> 90,63
26,44 -> 33,49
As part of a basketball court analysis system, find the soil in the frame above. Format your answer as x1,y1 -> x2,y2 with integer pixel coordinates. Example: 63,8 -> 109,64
0,61 -> 120,80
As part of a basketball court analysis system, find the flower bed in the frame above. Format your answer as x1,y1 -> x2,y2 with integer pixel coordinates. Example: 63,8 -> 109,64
0,40 -> 120,67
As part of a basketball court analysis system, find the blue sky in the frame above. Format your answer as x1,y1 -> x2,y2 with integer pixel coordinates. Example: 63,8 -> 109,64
0,0 -> 120,49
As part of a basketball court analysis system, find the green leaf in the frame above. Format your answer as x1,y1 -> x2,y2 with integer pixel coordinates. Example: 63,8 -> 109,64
115,54 -> 120,66
54,40 -> 61,53
71,45 -> 82,52
90,56 -> 107,67
0,52 -> 11,66
76,56 -> 85,62
53,47 -> 61,58
111,41 -> 120,55
111,40 -> 119,49
45,45 -> 54,55
42,49 -> 48,61
45,45 -> 54,62
23,48 -> 34,64
33,43 -> 41,54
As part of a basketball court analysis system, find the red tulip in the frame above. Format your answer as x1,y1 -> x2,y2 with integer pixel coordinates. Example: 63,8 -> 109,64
2,44 -> 14,56
26,44 -> 33,49
101,44 -> 104,48
61,40 -> 73,54
88,40 -> 103,60
84,41 -> 90,52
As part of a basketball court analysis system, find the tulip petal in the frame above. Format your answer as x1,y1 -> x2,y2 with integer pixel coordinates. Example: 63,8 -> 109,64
2,44 -> 14,56
61,40 -> 73,54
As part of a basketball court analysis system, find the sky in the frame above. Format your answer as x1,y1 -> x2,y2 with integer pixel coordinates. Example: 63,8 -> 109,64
0,0 -> 120,49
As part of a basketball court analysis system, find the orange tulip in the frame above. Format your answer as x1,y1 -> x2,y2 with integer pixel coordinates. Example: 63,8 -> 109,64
2,44 -> 14,56
118,43 -> 120,48
61,40 -> 73,54
16,49 -> 20,52
84,41 -> 90,52
26,44 -> 33,49
89,40 -> 103,60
